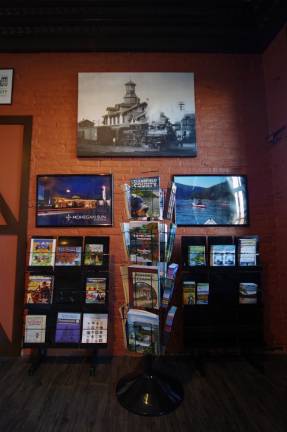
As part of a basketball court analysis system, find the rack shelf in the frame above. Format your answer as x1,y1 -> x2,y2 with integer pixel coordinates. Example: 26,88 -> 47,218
181,235 -> 263,352
116,176 -> 183,416
23,236 -> 110,361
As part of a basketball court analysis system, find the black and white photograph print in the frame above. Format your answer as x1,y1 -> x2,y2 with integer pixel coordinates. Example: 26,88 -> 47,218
77,73 -> 197,157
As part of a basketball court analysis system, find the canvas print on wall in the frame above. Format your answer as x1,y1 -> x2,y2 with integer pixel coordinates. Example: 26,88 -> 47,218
77,73 -> 196,157
36,174 -> 112,227
174,175 -> 249,226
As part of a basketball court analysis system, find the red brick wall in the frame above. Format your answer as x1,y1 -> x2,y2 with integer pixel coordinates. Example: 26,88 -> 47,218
263,26 -> 287,349
0,52 -> 278,354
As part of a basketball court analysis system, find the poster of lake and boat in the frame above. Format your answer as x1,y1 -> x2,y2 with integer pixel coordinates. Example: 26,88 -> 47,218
173,175 -> 249,226
77,72 -> 196,157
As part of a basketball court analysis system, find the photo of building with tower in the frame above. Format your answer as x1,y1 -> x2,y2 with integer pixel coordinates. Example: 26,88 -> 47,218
77,73 -> 197,157
36,175 -> 112,226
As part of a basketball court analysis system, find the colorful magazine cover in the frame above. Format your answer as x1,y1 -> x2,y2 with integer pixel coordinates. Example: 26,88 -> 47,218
84,243 -> 104,266
210,244 -> 236,266
55,246 -> 82,266
24,315 -> 46,343
182,280 -> 196,305
196,283 -> 209,305
129,265 -> 160,309
129,221 -> 160,264
161,278 -> 175,308
238,237 -> 257,266
127,309 -> 160,354
29,238 -> 56,266
164,305 -> 177,333
164,182 -> 177,221
26,275 -> 54,304
55,312 -> 81,343
239,282 -> 258,304
81,313 -> 108,343
159,222 -> 168,262
167,262 -> 179,280
130,176 -> 161,220
166,224 -> 177,263
85,277 -> 107,304
123,183 -> 131,219
188,245 -> 206,266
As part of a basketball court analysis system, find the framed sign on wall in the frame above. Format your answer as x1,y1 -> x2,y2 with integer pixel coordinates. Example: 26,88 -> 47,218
36,174 -> 113,227
77,72 -> 197,158
173,175 -> 249,226
0,69 -> 14,104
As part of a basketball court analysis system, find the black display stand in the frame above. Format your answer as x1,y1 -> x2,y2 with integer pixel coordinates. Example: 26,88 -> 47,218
181,235 -> 263,371
116,178 -> 183,416
117,274 -> 184,416
24,235 -> 110,374
28,346 -> 47,375
116,354 -> 183,416
27,346 -> 103,376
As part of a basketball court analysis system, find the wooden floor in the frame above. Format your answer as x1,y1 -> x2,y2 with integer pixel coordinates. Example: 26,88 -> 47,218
0,354 -> 287,431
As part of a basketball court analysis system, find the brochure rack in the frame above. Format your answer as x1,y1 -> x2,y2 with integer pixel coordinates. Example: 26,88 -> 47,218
181,235 -> 263,359
23,235 -> 110,375
116,178 -> 183,416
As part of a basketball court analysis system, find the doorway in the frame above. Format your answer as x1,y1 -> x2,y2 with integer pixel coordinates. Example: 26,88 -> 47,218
0,116 -> 32,356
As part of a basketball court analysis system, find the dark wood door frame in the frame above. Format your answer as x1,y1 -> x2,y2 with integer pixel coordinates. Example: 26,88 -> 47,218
0,116 -> 32,356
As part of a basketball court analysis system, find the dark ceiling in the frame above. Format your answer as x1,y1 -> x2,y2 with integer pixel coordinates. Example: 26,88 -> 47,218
0,0 -> 286,53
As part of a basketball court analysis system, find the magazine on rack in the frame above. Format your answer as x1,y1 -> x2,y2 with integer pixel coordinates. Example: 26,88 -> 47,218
164,305 -> 177,333
29,238 -> 56,267
54,236 -> 83,266
210,244 -> 236,266
55,246 -> 82,266
129,221 -> 160,264
121,222 -> 130,259
84,243 -> 104,266
55,312 -> 81,343
163,182 -> 177,221
123,183 -> 131,219
127,309 -> 160,354
24,315 -> 46,343
81,313 -> 108,343
196,283 -> 209,304
239,282 -> 258,304
128,265 -> 160,309
161,223 -> 176,263
26,275 -> 54,304
122,221 -> 174,264
188,245 -> 206,266
161,278 -> 175,307
161,263 -> 179,307
238,237 -> 258,266
85,277 -> 107,304
159,222 -> 168,262
130,176 -> 161,220
167,262 -> 179,279
182,280 -> 196,305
